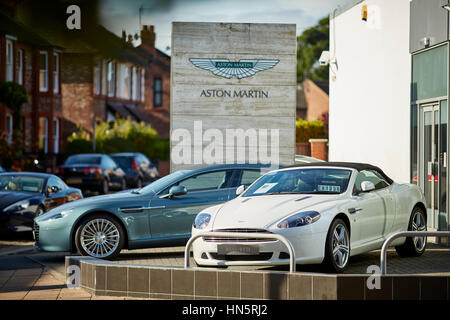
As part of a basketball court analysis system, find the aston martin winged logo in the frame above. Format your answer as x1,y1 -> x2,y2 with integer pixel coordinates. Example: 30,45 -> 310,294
189,58 -> 280,79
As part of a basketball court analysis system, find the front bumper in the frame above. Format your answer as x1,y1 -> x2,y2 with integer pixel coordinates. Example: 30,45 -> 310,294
192,227 -> 327,266
33,218 -> 73,252
0,208 -> 36,233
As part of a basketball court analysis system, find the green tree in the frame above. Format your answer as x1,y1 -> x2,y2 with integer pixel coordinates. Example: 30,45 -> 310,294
0,82 -> 28,161
65,118 -> 170,161
295,118 -> 326,143
297,16 -> 329,83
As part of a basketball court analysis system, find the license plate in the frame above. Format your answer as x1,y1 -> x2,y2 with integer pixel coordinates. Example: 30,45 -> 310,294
66,178 -> 82,184
217,244 -> 259,255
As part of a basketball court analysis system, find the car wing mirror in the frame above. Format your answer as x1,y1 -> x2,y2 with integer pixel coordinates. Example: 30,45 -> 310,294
360,181 -> 375,193
236,185 -> 245,196
160,185 -> 187,199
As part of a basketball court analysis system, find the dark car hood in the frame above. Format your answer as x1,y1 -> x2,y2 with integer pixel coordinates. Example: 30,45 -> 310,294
0,192 -> 39,210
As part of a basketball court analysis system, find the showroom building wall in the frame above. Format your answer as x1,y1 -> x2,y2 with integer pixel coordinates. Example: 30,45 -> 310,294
328,0 -> 411,183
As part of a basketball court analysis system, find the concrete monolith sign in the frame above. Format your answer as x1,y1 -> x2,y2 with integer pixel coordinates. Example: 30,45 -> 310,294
170,22 -> 297,171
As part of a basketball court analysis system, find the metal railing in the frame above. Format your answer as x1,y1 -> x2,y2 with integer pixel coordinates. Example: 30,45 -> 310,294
380,231 -> 450,274
184,232 -> 297,272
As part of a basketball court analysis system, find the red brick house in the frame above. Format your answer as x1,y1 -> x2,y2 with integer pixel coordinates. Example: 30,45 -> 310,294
0,8 -> 63,170
0,0 -> 171,171
296,78 -> 329,121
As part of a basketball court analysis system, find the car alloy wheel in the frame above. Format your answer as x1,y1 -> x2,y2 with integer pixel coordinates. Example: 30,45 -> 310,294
79,218 -> 120,258
395,207 -> 427,257
323,218 -> 350,273
332,223 -> 350,269
412,209 -> 426,252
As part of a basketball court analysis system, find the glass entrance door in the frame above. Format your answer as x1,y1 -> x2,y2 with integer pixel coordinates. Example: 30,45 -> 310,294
420,103 -> 446,232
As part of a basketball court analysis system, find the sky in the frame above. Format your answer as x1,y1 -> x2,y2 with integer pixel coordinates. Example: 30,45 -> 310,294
99,0 -> 351,55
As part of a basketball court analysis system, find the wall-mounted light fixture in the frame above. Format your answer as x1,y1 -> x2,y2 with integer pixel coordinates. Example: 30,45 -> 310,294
442,3 -> 450,11
420,37 -> 430,47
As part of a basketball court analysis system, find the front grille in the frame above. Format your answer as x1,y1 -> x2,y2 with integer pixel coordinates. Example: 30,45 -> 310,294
210,253 -> 273,261
33,222 -> 39,242
205,228 -> 277,243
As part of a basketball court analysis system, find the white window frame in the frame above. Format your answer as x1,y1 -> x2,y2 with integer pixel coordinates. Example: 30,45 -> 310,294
123,65 -> 131,99
53,119 -> 59,154
93,58 -> 101,95
116,63 -> 123,98
39,51 -> 48,92
6,39 -> 14,82
17,49 -> 23,85
6,114 -> 13,145
101,60 -> 107,95
53,53 -> 59,93
141,69 -> 145,102
132,67 -> 141,101
107,61 -> 115,97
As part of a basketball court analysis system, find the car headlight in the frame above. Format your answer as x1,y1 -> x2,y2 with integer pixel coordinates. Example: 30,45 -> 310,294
277,211 -> 321,228
40,209 -> 73,222
193,213 -> 211,229
4,200 -> 30,212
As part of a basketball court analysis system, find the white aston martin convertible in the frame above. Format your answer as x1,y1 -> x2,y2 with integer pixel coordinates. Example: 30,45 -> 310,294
191,162 -> 427,272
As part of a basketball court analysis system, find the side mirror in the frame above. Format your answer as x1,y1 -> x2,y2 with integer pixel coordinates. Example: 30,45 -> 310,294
236,185 -> 245,196
168,185 -> 187,197
360,181 -> 375,192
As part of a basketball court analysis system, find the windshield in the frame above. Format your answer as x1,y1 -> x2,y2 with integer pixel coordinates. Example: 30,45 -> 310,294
65,155 -> 101,165
136,170 -> 191,194
111,156 -> 132,169
0,175 -> 45,193
243,168 -> 352,197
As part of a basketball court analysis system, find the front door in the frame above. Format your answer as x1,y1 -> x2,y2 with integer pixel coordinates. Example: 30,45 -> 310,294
420,104 -> 441,231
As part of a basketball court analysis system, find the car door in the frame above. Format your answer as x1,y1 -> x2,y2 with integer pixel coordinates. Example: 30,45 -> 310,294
148,169 -> 235,239
43,176 -> 67,211
352,170 -> 390,245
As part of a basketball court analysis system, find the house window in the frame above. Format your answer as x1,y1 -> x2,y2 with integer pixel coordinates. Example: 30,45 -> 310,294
39,117 -> 48,153
132,67 -> 140,101
154,77 -> 162,107
93,58 -> 101,95
17,49 -> 23,85
6,114 -> 13,145
140,69 -> 145,102
39,51 -> 48,92
107,61 -> 115,97
53,53 -> 59,93
101,60 -> 107,95
6,39 -> 13,82
53,119 -> 59,154
118,64 -> 131,99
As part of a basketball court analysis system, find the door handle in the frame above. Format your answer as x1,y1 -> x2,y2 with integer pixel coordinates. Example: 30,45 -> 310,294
348,207 -> 363,214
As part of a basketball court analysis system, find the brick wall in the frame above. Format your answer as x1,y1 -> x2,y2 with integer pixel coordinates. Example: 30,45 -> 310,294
61,53 -> 95,142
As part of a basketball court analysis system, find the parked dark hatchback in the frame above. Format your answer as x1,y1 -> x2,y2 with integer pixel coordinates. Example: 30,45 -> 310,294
0,172 -> 82,234
110,153 -> 159,188
57,154 -> 126,194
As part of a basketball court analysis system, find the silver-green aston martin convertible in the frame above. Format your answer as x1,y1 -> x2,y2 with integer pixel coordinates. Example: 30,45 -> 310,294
33,164 -> 268,259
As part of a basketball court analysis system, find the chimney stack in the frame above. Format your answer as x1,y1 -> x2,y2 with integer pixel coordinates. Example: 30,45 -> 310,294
140,25 -> 156,54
